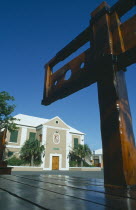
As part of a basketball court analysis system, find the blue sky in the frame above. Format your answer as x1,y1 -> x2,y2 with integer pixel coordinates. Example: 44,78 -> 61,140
0,0 -> 136,150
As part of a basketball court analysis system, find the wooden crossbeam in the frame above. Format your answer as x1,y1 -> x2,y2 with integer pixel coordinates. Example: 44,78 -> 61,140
47,27 -> 90,68
120,15 -> 136,52
42,13 -> 136,105
118,47 -> 136,68
42,49 -> 95,105
46,0 -> 135,66
110,0 -> 135,17
45,0 -> 135,69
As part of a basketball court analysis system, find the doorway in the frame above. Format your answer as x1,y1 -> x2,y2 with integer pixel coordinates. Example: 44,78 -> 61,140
52,156 -> 59,170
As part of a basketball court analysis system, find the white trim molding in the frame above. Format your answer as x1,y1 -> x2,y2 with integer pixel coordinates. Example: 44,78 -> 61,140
42,125 -> 47,145
6,145 -> 21,149
44,125 -> 69,131
20,127 -> 27,146
66,131 -> 71,170
43,153 -> 69,170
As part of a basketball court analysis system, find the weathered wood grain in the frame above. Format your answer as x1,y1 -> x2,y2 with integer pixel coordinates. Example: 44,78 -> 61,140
1,175 -> 136,209
0,175 -> 107,210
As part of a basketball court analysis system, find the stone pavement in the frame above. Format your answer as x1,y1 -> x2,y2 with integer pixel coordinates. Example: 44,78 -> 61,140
11,169 -> 104,179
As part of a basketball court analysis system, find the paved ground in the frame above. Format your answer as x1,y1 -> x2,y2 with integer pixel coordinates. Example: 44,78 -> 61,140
12,170 -> 104,179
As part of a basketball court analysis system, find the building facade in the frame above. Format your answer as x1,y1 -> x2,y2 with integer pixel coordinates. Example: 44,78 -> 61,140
92,148 -> 103,168
6,114 -> 85,170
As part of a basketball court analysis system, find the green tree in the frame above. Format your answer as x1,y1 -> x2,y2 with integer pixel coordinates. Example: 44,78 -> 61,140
69,144 -> 92,167
20,138 -> 45,166
0,91 -> 18,132
0,91 -> 18,162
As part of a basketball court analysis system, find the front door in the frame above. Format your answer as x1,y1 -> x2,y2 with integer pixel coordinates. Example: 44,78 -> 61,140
52,156 -> 59,170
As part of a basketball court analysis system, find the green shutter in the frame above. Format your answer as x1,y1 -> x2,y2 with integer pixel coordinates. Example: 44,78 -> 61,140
29,132 -> 36,140
10,131 -> 18,143
74,138 -> 78,149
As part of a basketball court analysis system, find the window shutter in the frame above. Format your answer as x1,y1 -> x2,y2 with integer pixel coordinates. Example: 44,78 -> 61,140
10,130 -> 18,143
74,138 -> 78,149
29,132 -> 36,140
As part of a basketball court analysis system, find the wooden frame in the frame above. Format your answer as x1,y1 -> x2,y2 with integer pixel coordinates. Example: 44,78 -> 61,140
42,0 -> 136,187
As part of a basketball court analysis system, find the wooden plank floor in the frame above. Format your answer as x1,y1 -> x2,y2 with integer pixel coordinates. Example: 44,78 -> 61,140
0,175 -> 136,209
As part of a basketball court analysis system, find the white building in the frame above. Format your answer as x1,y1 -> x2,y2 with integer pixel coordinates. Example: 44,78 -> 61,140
92,148 -> 103,167
6,114 -> 85,170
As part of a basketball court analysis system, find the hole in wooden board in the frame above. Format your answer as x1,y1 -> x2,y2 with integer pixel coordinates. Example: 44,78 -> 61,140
54,80 -> 58,86
65,69 -> 72,80
80,62 -> 85,69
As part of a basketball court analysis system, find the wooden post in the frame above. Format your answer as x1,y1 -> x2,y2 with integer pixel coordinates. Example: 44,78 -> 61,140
91,3 -> 136,186
0,130 -> 6,165
0,130 -> 12,174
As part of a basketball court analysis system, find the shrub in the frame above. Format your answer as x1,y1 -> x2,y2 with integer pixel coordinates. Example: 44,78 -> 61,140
7,156 -> 24,166
83,161 -> 91,167
69,160 -> 77,167
69,160 -> 91,167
